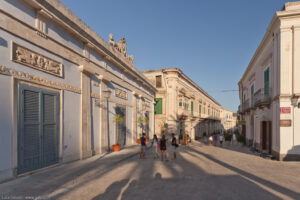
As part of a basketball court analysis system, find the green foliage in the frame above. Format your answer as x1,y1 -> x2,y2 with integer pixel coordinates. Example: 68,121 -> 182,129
225,134 -> 232,141
237,134 -> 245,143
113,114 -> 124,124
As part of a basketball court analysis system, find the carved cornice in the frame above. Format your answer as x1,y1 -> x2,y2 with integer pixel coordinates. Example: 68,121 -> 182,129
108,98 -> 133,107
0,65 -> 81,94
91,93 -> 100,99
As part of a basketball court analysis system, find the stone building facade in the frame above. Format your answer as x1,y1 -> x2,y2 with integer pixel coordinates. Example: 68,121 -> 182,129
143,68 -> 222,139
220,108 -> 237,133
0,0 -> 156,182
238,2 -> 300,160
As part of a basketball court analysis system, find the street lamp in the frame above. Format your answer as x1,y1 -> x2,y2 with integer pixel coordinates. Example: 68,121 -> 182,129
103,89 -> 112,152
291,96 -> 299,107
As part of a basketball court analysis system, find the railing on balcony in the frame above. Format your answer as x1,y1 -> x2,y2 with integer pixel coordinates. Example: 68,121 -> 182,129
243,99 -> 251,112
254,88 -> 272,107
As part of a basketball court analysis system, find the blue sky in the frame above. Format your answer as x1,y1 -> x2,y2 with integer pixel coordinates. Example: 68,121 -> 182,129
60,0 -> 293,112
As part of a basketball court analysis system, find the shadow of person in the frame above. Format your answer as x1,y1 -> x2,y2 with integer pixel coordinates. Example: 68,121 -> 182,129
92,178 -> 130,200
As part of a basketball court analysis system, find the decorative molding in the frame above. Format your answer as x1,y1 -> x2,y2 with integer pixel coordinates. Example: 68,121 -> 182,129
0,65 -> 81,94
115,88 -> 128,100
108,97 -> 132,107
91,93 -> 100,99
11,42 -> 63,77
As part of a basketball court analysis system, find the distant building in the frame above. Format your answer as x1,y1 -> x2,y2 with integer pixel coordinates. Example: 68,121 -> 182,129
0,0 -> 156,182
143,68 -> 222,139
220,108 -> 237,133
238,2 -> 300,160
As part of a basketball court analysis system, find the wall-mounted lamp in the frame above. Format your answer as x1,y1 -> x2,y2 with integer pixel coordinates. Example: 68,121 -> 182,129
291,96 -> 299,107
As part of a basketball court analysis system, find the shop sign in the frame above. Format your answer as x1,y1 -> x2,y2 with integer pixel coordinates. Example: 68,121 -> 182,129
280,107 -> 291,114
238,120 -> 246,124
280,120 -> 292,127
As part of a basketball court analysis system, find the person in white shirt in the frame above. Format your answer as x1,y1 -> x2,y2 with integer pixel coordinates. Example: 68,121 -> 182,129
219,135 -> 224,146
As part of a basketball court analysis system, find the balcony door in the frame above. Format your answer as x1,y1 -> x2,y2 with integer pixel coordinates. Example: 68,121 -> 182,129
260,121 -> 271,154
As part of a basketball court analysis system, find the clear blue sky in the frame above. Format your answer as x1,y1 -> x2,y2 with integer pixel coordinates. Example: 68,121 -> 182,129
60,0 -> 293,112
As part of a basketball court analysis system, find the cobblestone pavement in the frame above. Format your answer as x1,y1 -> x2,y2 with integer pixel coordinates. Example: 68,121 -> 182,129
1,141 -> 300,200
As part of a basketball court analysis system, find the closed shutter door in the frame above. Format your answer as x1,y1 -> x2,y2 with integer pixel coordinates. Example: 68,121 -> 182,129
18,89 -> 41,174
42,93 -> 59,167
18,85 -> 59,174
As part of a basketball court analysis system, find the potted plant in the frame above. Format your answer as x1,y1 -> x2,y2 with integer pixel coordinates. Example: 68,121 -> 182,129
112,114 -> 123,152
137,115 -> 150,143
224,134 -> 232,146
237,134 -> 245,147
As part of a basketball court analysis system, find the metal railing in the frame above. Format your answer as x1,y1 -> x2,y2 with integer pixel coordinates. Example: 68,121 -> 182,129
254,88 -> 272,106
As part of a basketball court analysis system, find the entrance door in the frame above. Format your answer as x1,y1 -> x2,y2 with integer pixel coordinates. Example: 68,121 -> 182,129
261,121 -> 271,153
115,106 -> 126,146
18,85 -> 59,174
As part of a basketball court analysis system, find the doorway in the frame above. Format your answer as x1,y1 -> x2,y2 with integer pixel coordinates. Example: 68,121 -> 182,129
261,121 -> 271,153
115,106 -> 126,146
18,84 -> 59,174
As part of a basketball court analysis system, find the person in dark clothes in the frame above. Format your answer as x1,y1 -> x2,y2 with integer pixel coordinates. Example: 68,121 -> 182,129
160,135 -> 168,161
171,133 -> 178,160
140,133 -> 146,159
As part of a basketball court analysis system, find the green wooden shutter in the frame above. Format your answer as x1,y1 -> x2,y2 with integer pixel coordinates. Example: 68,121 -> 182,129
154,98 -> 162,114
264,68 -> 269,96
179,102 -> 182,107
191,101 -> 194,115
251,84 -> 254,105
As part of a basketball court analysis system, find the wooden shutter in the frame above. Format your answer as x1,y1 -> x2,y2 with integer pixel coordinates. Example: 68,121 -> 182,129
154,98 -> 162,114
264,68 -> 269,96
18,85 -> 59,174
191,101 -> 194,114
42,93 -> 59,167
18,88 -> 41,174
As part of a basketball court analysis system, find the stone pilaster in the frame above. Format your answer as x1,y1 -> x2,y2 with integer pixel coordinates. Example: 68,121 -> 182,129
132,91 -> 137,143
79,67 -> 92,159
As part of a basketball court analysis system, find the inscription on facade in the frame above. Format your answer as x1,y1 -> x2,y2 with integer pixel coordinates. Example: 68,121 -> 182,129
115,88 -> 127,100
12,42 -> 63,77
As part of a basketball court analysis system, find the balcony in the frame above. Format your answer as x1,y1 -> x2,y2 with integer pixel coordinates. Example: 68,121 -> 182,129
254,88 -> 272,107
243,99 -> 251,112
178,107 -> 189,119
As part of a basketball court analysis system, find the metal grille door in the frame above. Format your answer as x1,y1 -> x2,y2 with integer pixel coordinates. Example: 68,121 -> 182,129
18,85 -> 59,174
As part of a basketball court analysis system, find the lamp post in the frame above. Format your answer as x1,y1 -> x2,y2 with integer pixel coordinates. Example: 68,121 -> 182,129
103,89 -> 112,152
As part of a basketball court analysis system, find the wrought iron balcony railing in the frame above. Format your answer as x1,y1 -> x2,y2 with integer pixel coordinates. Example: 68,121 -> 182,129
254,87 -> 272,107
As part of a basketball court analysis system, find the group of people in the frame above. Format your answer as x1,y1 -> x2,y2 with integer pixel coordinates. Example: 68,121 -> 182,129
139,133 -> 178,161
209,134 -> 224,146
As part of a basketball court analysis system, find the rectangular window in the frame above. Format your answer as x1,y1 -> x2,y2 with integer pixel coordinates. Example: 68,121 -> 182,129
251,84 -> 254,106
264,67 -> 270,96
154,98 -> 163,114
156,75 -> 162,88
199,104 -> 201,115
179,99 -> 182,107
191,101 -> 194,115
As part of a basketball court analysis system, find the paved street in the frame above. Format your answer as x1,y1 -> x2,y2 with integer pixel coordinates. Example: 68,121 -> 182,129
1,141 -> 300,200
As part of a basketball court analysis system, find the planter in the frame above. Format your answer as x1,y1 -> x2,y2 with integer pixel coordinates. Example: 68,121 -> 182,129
238,142 -> 244,147
146,138 -> 149,143
137,139 -> 141,144
112,144 -> 120,152
224,141 -> 231,146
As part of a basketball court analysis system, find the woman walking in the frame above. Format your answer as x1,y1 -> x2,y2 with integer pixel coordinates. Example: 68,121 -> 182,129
160,135 -> 168,161
152,134 -> 159,159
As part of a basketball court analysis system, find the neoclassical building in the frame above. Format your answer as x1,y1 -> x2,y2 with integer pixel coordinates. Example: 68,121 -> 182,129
238,2 -> 300,160
143,68 -> 222,139
220,108 -> 237,133
0,0 -> 156,181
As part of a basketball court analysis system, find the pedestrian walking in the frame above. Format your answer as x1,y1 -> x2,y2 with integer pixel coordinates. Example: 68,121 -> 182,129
213,135 -> 218,146
151,134 -> 159,159
219,134 -> 224,146
209,135 -> 213,145
171,133 -> 178,160
140,133 -> 146,159
160,135 -> 168,161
